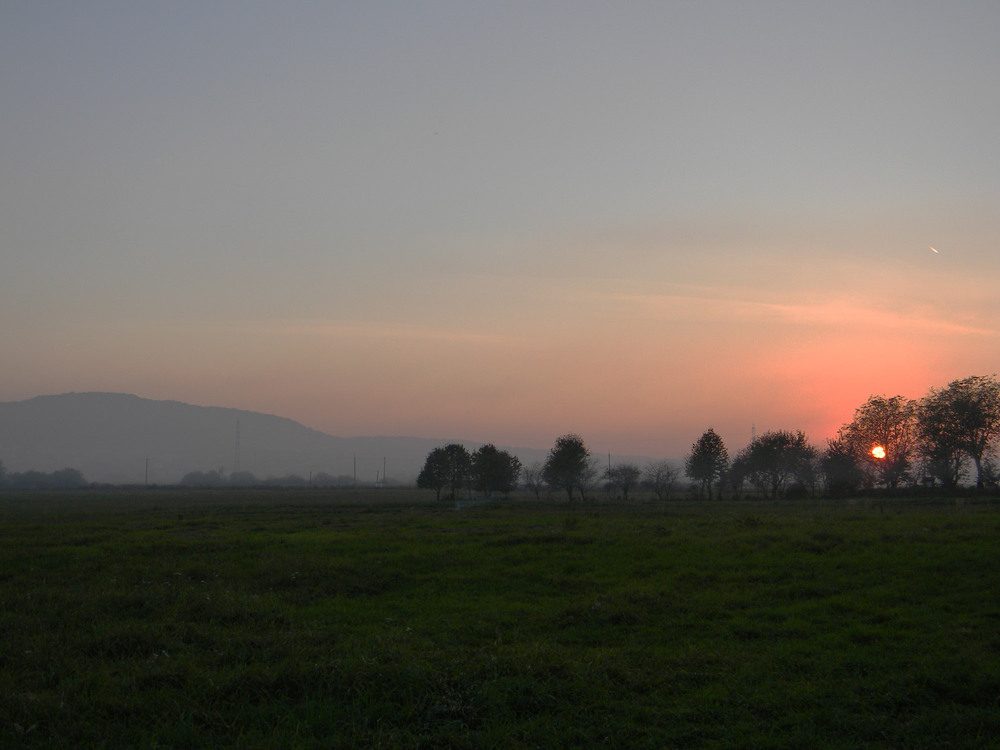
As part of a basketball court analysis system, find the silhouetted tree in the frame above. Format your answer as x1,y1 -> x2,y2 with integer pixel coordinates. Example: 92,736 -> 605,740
919,375 -> 1000,490
577,458 -> 602,502
417,444 -> 471,500
441,443 -> 472,498
522,461 -> 545,500
6,471 -> 31,489
820,437 -> 865,497
981,455 -> 1000,491
737,430 -> 817,499
837,395 -> 917,489
643,460 -> 679,501
685,428 -> 729,499
471,444 -> 521,498
543,434 -> 592,502
7,471 -> 44,489
725,454 -> 750,499
605,463 -> 642,501
915,395 -> 966,489
417,447 -> 449,500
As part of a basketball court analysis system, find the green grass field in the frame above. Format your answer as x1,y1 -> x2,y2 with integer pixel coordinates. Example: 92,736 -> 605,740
2,489 -> 999,748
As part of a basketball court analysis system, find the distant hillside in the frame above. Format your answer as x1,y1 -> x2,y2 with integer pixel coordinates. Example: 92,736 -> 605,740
0,393 -> 561,485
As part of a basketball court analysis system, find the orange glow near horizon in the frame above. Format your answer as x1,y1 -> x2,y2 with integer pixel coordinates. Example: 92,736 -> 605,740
3,260 -> 997,460
871,445 -> 886,459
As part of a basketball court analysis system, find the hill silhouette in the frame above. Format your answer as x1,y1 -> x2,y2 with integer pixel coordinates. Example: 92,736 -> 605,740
0,393 -> 551,485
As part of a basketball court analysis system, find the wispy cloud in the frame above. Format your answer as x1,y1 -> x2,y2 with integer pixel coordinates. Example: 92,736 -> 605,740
256,319 -> 519,345
611,290 -> 999,338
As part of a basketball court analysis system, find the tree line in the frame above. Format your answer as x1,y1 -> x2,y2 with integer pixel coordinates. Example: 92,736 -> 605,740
417,443 -> 522,500
178,470 -> 366,489
417,375 -> 1000,501
0,462 -> 89,490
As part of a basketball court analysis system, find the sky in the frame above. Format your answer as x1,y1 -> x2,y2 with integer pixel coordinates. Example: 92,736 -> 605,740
2,1 -> 999,460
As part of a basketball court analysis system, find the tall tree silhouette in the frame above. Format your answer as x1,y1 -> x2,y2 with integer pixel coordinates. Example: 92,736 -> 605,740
471,444 -> 522,498
736,430 -> 816,498
417,444 -> 471,500
543,434 -> 591,502
919,375 -> 1000,490
837,395 -> 917,489
685,428 -> 729,499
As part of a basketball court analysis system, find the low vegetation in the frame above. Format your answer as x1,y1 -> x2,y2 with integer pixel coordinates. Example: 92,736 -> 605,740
2,489 -> 999,748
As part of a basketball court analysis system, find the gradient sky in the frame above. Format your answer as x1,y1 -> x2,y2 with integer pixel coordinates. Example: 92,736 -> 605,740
2,2 -> 998,459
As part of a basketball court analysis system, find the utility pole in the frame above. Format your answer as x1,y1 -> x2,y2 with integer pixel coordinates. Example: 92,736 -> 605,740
234,418 -> 241,474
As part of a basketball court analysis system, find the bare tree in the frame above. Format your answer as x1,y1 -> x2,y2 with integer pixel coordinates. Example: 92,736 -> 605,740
605,463 -> 642,501
644,460 -> 679,501
577,458 -> 602,503
522,461 -> 545,500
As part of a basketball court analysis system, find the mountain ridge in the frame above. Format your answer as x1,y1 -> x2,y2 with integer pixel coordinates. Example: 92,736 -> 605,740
1,392 -> 619,485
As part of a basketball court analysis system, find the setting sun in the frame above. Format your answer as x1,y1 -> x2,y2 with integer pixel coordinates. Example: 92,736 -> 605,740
871,445 -> 886,459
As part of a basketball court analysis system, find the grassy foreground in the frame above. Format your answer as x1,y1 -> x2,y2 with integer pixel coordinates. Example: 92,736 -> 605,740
1,490 -> 999,748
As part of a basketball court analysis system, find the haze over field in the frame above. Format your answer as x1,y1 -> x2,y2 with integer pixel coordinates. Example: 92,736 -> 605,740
2,3 -> 998,459
1,392 -> 664,485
